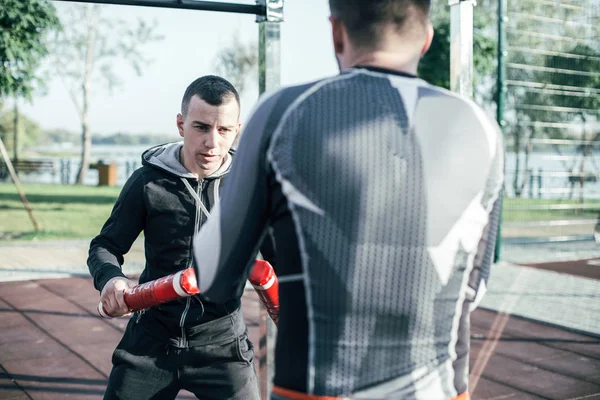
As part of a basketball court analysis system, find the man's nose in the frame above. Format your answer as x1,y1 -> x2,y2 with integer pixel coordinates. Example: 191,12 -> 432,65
204,128 -> 219,149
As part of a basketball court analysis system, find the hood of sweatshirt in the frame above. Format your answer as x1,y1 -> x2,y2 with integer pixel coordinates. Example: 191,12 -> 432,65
141,141 -> 233,179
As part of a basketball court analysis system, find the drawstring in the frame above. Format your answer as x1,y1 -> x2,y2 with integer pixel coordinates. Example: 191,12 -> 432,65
193,298 -> 205,319
181,177 -> 216,320
179,176 -> 237,324
181,178 -> 211,219
135,310 -> 145,324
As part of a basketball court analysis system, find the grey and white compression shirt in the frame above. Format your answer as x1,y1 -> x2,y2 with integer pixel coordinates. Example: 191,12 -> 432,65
193,66 -> 504,399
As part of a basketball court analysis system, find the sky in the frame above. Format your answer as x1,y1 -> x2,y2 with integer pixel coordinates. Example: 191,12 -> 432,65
19,0 -> 340,136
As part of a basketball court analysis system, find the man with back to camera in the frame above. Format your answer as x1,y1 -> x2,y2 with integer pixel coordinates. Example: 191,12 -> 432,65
190,1 -> 504,399
88,75 -> 274,399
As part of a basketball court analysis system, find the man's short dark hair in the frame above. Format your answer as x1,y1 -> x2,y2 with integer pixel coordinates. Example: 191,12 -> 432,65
181,75 -> 240,117
329,0 -> 431,48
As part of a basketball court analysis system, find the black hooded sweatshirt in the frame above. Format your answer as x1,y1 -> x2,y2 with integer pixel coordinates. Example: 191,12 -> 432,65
88,141 -> 275,346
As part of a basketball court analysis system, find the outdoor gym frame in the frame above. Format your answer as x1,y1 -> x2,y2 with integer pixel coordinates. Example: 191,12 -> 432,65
44,0 -> 476,398
49,2 -> 282,396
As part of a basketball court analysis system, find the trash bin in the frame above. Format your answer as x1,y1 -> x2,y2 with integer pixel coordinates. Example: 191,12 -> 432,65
98,161 -> 117,186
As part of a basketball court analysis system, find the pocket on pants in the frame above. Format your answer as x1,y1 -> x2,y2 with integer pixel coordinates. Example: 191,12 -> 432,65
235,333 -> 254,364
111,319 -> 164,368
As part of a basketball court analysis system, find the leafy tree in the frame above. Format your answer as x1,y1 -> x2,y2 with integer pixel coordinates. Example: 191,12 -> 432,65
0,0 -> 60,101
47,4 -> 163,184
0,110 -> 43,155
418,2 -> 497,104
0,0 -> 60,163
44,128 -> 79,146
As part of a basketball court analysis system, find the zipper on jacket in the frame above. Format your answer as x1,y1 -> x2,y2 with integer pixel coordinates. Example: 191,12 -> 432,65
179,178 -> 205,348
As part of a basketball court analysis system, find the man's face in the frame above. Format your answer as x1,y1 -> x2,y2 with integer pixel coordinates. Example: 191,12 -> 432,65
177,95 -> 240,176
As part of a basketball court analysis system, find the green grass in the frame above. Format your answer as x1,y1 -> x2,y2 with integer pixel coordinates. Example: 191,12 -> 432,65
503,197 -> 600,222
2,183 -> 599,241
0,183 -> 122,241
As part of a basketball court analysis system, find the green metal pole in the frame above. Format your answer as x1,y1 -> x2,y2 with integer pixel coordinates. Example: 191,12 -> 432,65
494,0 -> 506,263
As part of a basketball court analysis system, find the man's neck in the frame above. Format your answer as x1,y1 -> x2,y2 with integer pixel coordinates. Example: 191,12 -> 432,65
346,51 -> 419,76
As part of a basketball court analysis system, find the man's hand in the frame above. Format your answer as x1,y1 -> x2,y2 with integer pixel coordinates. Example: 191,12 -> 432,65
100,277 -> 135,318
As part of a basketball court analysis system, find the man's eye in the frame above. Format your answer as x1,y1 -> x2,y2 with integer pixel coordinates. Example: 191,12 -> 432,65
195,125 -> 209,131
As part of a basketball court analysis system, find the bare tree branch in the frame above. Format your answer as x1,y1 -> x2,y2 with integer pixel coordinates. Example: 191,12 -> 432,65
46,3 -> 162,183
213,33 -> 258,96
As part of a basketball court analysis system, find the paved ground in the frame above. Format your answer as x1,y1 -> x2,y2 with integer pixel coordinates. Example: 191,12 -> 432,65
1,239 -> 599,399
481,262 -> 600,336
1,277 -> 599,400
1,238 -> 598,282
501,239 -> 600,264
0,239 -> 146,283
0,278 -> 265,400
469,309 -> 600,400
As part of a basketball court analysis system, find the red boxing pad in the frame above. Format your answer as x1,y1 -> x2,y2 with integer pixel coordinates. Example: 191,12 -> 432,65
248,260 -> 279,325
97,268 -> 199,318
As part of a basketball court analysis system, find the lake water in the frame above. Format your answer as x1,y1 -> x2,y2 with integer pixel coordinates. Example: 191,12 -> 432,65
5,145 -> 600,200
505,151 -> 600,200
9,144 -> 158,186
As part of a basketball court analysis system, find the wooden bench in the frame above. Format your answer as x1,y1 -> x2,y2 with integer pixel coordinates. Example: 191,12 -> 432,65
568,173 -> 598,184
0,159 -> 57,180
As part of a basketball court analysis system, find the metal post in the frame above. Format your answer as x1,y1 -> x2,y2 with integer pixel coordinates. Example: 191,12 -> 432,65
537,168 -> 542,198
256,4 -> 282,398
494,0 -> 506,262
257,1 -> 282,94
496,0 -> 506,128
13,99 -> 19,174
449,0 -> 475,97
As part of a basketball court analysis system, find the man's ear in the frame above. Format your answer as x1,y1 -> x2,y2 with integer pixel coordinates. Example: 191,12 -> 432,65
421,23 -> 434,56
329,15 -> 345,55
232,123 -> 242,147
177,113 -> 185,138
231,124 -> 242,149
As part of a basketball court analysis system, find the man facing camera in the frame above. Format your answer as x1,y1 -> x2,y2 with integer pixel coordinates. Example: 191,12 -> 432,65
89,75 -> 272,400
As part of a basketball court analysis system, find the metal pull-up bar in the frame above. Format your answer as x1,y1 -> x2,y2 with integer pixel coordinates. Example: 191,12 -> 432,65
54,0 -> 263,16
52,0 -> 284,21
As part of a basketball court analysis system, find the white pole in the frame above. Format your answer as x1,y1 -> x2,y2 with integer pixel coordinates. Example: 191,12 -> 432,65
449,0 -> 476,98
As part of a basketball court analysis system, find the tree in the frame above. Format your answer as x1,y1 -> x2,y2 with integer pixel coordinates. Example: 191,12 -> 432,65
0,0 -> 60,101
48,4 -> 162,184
213,34 -> 258,97
213,34 -> 258,148
0,0 -> 60,165
0,110 -> 44,155
418,3 -> 497,105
